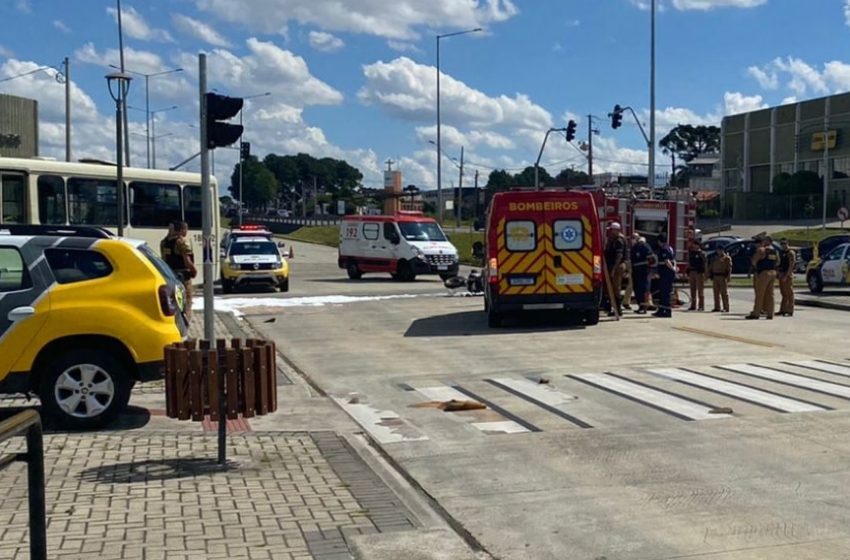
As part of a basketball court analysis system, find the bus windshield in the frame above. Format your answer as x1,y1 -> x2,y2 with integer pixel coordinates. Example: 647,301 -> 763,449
398,221 -> 447,242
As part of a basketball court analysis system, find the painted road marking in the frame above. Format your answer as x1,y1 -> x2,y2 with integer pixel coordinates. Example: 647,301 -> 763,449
451,385 -> 541,433
569,373 -> 731,421
412,384 -> 532,434
784,360 -> 850,379
718,363 -> 850,401
485,378 -> 592,429
648,368 -> 829,413
672,326 -> 777,348
332,398 -> 428,444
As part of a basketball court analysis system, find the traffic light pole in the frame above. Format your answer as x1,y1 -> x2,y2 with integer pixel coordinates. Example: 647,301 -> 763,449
587,114 -> 594,179
534,128 -> 567,190
198,54 -> 215,343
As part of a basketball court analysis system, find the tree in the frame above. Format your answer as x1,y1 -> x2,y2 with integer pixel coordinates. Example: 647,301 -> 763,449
787,170 -> 821,196
514,166 -> 551,187
659,124 -> 721,175
485,169 -> 514,192
229,156 -> 278,210
772,172 -> 793,195
555,168 -> 590,187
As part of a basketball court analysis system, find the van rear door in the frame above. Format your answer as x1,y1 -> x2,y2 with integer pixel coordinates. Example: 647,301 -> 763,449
547,210 -> 594,295
497,204 -> 545,296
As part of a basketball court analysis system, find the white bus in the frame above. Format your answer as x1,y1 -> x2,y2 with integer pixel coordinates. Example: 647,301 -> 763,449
0,157 -> 221,281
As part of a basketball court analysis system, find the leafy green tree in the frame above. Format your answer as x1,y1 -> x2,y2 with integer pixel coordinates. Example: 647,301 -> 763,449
485,169 -> 514,192
229,157 -> 279,210
659,124 -> 721,175
514,166 -> 551,187
555,168 -> 590,186
771,172 -> 793,195
788,170 -> 821,195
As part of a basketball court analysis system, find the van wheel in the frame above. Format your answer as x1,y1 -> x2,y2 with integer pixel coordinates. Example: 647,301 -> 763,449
346,261 -> 362,280
584,308 -> 600,326
38,349 -> 132,430
807,271 -> 824,293
395,261 -> 415,282
488,307 -> 503,328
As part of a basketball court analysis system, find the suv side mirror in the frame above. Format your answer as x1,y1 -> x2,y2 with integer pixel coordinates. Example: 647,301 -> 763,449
472,241 -> 484,259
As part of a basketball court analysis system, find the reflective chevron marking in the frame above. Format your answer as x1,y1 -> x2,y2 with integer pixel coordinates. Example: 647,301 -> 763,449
647,367 -> 830,413
718,363 -> 850,400
569,372 -> 731,421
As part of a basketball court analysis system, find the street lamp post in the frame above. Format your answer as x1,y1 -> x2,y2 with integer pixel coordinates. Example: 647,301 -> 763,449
649,0 -> 657,194
238,92 -> 271,227
111,65 -> 183,168
436,27 -> 481,223
106,71 -> 132,237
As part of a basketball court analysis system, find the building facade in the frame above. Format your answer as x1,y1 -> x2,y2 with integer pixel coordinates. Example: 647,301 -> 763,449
0,94 -> 38,158
721,92 -> 850,202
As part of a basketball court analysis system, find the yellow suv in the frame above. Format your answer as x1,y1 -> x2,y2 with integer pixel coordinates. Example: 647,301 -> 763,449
0,225 -> 187,429
221,236 -> 290,293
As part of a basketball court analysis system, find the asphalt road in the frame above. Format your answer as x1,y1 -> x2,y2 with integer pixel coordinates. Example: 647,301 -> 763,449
232,240 -> 850,560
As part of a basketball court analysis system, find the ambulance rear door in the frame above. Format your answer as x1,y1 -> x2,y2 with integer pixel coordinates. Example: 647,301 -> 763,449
546,200 -> 595,296
497,202 -> 546,297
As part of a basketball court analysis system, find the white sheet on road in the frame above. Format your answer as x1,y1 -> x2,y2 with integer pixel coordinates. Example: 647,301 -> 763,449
194,293 -> 439,316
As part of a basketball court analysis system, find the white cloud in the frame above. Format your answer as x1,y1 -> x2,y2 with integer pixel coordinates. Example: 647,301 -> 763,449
845,0 -> 850,28
566,19 -> 581,27
723,91 -> 767,115
15,0 -> 30,13
780,96 -> 798,105
747,65 -> 778,90
387,41 -> 422,54
824,60 -> 850,92
172,14 -> 232,47
415,125 -> 516,150
106,6 -> 174,43
0,45 -> 14,59
196,0 -> 518,40
671,0 -> 766,9
308,31 -> 344,53
53,20 -> 70,33
748,56 -> 850,96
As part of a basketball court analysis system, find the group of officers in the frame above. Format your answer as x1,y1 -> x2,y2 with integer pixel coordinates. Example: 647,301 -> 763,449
603,225 -> 797,320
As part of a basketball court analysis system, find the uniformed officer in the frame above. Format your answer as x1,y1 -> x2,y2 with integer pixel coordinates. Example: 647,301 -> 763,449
686,240 -> 707,311
777,238 -> 796,317
746,236 -> 778,320
161,219 -> 197,319
708,246 -> 732,312
603,222 -> 628,316
652,233 -> 676,318
630,235 -> 652,314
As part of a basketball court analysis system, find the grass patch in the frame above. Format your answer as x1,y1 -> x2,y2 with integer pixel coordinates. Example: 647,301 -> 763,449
447,231 -> 485,266
768,227 -> 849,246
280,225 -> 339,247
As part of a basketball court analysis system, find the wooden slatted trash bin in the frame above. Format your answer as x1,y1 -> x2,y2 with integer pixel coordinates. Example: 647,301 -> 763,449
164,339 -> 277,462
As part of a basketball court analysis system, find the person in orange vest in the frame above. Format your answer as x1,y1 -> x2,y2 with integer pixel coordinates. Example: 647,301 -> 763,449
708,246 -> 732,312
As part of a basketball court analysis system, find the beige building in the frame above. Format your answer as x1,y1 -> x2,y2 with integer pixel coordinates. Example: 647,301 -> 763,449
0,94 -> 38,158
722,92 -> 850,204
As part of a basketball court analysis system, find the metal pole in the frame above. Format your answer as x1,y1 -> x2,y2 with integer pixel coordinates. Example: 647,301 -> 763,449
473,168 -> 479,233
151,114 -> 156,169
199,54 -> 214,343
64,57 -> 71,162
145,75 -> 151,168
649,0 -> 656,198
588,114 -> 593,178
823,115 -> 829,230
116,90 -> 125,237
457,146 -> 464,227
25,421 -> 46,560
436,36 -> 442,223
238,111 -> 244,227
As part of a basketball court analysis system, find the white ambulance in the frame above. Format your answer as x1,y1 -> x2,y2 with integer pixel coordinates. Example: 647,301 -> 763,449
338,212 -> 459,281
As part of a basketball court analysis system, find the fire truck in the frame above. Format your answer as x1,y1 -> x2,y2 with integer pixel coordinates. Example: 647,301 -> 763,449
590,190 -> 697,277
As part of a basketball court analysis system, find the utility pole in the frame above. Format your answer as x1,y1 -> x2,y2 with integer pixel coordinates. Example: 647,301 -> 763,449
313,176 -> 318,219
116,0 -> 131,167
473,169 -> 479,231
456,146 -> 464,227
649,0 -> 657,196
64,57 -> 71,162
587,113 -> 593,179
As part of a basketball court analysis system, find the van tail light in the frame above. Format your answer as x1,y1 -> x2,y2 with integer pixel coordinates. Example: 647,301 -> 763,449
488,257 -> 499,284
593,256 -> 602,280
158,285 -> 177,316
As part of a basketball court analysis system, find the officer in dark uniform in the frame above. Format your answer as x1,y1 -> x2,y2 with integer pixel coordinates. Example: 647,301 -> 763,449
652,233 -> 676,318
161,220 -> 197,318
777,238 -> 796,317
630,235 -> 652,314
747,236 -> 778,320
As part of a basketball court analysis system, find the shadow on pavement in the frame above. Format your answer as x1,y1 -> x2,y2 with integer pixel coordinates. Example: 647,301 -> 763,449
79,457 -> 237,484
405,310 -> 586,337
0,404 -> 151,432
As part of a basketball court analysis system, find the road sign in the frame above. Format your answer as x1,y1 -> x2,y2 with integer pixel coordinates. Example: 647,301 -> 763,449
838,207 -> 849,222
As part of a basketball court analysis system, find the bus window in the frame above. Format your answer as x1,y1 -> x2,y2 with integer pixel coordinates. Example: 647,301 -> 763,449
1,173 -> 26,223
68,177 -> 126,226
37,175 -> 67,225
130,182 -> 181,227
183,185 -> 202,228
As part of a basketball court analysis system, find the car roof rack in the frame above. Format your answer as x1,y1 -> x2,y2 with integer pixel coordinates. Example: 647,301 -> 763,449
0,224 -> 114,239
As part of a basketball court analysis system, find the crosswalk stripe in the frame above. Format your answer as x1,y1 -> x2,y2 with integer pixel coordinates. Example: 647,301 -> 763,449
451,385 -> 542,433
569,373 -> 731,421
784,360 -> 850,378
647,367 -> 830,413
412,384 -> 532,434
486,378 -> 592,429
719,363 -> 850,401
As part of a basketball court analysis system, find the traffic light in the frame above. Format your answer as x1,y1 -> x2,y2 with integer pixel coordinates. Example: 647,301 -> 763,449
205,92 -> 243,149
566,120 -> 577,142
240,141 -> 251,161
611,104 -> 623,129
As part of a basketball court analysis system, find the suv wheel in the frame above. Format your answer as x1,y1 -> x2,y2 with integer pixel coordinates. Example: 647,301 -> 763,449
279,277 -> 290,292
222,279 -> 234,294
807,271 -> 824,293
39,349 -> 132,430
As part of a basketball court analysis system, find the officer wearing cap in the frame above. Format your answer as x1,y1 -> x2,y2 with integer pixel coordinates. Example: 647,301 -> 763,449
652,233 -> 676,318
604,222 -> 628,316
777,238 -> 796,316
746,235 -> 778,320
161,219 -> 197,319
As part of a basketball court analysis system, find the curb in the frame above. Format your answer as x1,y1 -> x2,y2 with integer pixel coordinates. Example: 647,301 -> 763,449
796,298 -> 850,312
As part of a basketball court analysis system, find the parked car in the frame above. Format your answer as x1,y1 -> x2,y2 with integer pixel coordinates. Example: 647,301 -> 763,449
0,224 -> 187,429
721,239 -> 782,274
701,235 -> 741,253
799,234 -> 850,266
805,242 -> 850,293
221,236 -> 289,293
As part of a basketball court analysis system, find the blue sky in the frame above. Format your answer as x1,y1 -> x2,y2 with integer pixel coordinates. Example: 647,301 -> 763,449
0,0 -> 847,192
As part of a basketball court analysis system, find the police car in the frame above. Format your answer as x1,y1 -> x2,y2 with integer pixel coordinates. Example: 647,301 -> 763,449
221,236 -> 289,293
0,225 -> 187,429
806,242 -> 850,293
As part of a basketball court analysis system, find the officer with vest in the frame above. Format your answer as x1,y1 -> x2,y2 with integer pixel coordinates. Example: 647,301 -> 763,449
161,219 -> 197,319
652,233 -> 676,318
630,235 -> 652,314
746,235 -> 778,320
686,240 -> 707,311
708,246 -> 732,312
777,238 -> 796,317
603,222 -> 628,316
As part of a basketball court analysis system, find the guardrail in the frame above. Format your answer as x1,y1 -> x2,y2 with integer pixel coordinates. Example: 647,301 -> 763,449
0,410 -> 47,560
250,216 -> 341,227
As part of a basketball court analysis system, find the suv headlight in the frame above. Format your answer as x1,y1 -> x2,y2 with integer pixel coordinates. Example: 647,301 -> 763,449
413,247 -> 427,260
